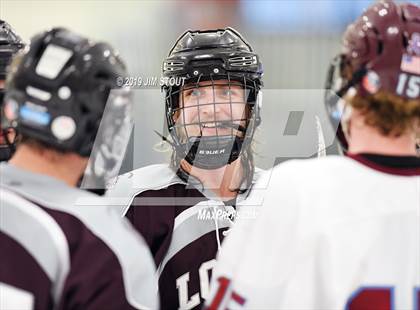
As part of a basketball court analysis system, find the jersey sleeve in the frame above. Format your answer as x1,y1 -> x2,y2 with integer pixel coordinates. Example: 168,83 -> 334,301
49,208 -> 159,310
125,193 -> 176,267
106,165 -> 177,267
58,247 -> 138,310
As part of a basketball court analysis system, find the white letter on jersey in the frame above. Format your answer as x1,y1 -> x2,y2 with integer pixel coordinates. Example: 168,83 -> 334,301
199,259 -> 216,300
176,272 -> 200,310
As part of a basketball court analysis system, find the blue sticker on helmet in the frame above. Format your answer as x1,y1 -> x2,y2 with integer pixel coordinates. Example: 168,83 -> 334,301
20,105 -> 51,125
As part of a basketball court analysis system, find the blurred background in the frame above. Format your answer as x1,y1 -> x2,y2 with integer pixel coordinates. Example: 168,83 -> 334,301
2,0 -> 419,171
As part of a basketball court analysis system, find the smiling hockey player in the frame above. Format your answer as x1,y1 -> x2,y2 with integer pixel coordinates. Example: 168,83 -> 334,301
107,27 -> 264,309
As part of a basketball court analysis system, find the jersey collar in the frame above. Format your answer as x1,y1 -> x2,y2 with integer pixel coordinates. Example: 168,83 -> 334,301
347,153 -> 420,176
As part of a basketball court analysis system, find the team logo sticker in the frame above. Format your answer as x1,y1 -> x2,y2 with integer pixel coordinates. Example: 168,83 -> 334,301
401,32 -> 420,75
19,103 -> 51,126
4,99 -> 19,120
407,32 -> 420,56
362,70 -> 381,94
51,116 -> 76,140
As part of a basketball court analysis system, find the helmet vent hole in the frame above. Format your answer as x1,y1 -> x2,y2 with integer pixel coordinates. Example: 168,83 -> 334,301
94,71 -> 110,81
80,104 -> 90,114
402,33 -> 409,49
377,41 -> 383,54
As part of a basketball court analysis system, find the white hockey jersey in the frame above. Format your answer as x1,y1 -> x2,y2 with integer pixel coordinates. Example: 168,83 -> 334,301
206,154 -> 420,310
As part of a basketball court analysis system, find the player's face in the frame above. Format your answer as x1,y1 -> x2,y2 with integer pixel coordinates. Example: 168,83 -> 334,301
176,80 -> 248,139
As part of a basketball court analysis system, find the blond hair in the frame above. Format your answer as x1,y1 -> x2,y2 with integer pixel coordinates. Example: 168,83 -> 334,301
347,91 -> 419,137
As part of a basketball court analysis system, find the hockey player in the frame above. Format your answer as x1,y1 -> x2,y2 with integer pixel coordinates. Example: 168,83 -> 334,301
0,28 -> 158,309
0,20 -> 24,162
206,1 -> 420,309
106,28 -> 263,309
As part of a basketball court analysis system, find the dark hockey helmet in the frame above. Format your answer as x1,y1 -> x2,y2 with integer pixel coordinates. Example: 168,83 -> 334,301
2,28 -> 133,189
325,0 -> 420,150
162,27 -> 263,170
0,20 -> 24,161
0,20 -> 24,81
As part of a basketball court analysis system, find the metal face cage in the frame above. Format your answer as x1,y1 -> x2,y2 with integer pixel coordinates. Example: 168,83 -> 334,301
164,72 -> 261,169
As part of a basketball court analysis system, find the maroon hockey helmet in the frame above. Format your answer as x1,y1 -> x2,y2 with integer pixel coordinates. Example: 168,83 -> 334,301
325,0 -> 420,149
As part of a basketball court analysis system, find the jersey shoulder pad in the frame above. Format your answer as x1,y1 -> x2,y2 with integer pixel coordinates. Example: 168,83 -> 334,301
105,164 -> 183,211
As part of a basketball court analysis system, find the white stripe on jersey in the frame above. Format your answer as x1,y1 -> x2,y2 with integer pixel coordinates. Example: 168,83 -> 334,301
158,201 -> 231,277
0,188 -> 70,305
1,163 -> 159,310
174,201 -> 221,230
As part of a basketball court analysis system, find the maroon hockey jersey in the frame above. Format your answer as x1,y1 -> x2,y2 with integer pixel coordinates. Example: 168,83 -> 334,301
106,164 -> 262,310
0,163 -> 158,310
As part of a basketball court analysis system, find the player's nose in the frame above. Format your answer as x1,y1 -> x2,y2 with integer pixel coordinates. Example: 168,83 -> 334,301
199,92 -> 221,116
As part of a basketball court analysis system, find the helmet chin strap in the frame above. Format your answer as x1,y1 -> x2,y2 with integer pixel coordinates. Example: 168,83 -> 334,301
182,135 -> 244,170
155,122 -> 248,170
